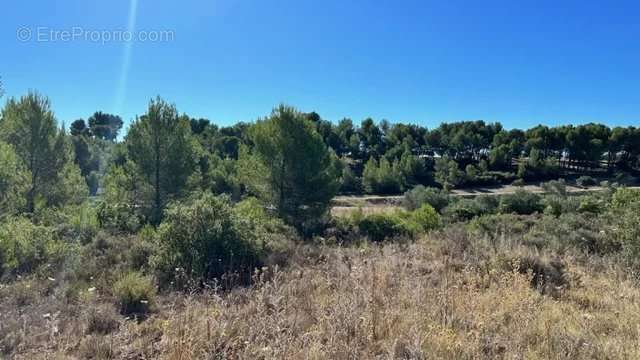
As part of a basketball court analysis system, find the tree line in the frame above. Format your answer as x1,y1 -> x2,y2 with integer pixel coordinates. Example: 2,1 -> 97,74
1,91 -> 639,233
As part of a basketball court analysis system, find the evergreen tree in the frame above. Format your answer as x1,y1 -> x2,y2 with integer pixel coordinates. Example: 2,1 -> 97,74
124,97 -> 198,224
239,104 -> 340,231
0,92 -> 82,211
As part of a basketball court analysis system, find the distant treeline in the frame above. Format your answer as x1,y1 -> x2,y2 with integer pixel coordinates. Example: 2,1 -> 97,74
2,91 -> 639,231
166,112 -> 640,194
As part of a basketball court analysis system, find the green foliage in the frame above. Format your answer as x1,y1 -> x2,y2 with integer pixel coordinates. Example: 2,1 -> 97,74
499,189 -> 544,215
525,213 -> 615,254
0,92 -> 76,211
339,205 -> 439,242
357,212 -> 412,242
517,149 -> 561,180
87,112 -> 123,141
154,193 -> 265,285
610,187 -> 640,210
608,188 -> 640,267
239,105 -> 341,232
112,272 -> 156,316
86,171 -> 100,196
402,185 -> 450,212
434,156 -> 465,190
0,217 -> 63,277
403,204 -> 441,233
98,161 -> 151,231
48,162 -> 89,207
468,213 -> 536,240
69,203 -> 100,243
442,198 -> 486,222
189,154 -> 241,199
397,150 -> 431,188
0,141 -> 29,217
489,144 -> 512,170
576,175 -> 597,187
577,196 -> 605,214
124,98 -> 198,224
339,164 -> 362,194
362,157 -> 403,194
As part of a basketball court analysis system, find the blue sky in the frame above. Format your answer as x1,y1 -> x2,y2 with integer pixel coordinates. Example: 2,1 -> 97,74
1,0 -> 639,131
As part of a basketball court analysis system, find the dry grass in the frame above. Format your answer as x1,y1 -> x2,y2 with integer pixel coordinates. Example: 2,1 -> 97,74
331,205 -> 401,217
2,235 -> 640,359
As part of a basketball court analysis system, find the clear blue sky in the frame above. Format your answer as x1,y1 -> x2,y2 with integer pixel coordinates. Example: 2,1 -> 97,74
2,0 -> 639,131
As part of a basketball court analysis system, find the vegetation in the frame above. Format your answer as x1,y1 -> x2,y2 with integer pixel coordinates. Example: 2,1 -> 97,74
1,91 -> 640,358
154,193 -> 268,286
112,271 -> 156,316
239,105 -> 341,233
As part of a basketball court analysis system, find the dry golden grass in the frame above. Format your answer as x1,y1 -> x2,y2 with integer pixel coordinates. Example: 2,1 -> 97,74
3,235 -> 640,359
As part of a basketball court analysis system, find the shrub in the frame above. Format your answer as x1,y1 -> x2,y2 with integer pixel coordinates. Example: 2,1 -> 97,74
511,178 -> 525,187
610,187 -> 640,210
357,212 -> 412,242
0,217 -> 63,277
576,175 -> 597,187
468,214 -> 536,240
577,196 -> 604,214
233,197 -> 294,258
474,195 -> 500,215
154,193 -> 265,285
442,199 -> 485,222
608,188 -> 640,267
542,195 -> 580,217
96,201 -> 143,233
112,271 -> 156,316
69,203 -> 99,244
402,204 -> 441,233
499,189 -> 543,215
524,213 -> 616,254
402,185 -> 450,212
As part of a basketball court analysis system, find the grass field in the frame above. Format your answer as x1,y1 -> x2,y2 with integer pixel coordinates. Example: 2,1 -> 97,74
3,231 -> 639,359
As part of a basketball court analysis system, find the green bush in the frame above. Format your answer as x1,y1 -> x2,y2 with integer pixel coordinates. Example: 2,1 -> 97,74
402,185 -> 450,212
154,193 -> 265,285
357,212 -> 412,242
402,204 -> 441,233
608,188 -> 640,267
542,195 -> 580,217
442,199 -> 485,222
576,175 -> 597,187
577,196 -> 605,214
0,217 -> 64,277
112,271 -> 156,316
499,189 -> 543,215
233,197 -> 294,258
468,213 -> 536,240
525,213 -> 616,254
610,187 -> 640,210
